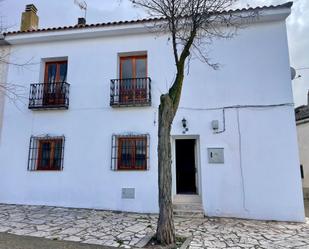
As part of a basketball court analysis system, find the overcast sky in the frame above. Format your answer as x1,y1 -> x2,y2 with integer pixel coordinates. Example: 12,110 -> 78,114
1,0 -> 308,107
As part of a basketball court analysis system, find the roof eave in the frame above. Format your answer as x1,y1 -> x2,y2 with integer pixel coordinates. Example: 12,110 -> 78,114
2,3 -> 292,46
4,23 -> 150,45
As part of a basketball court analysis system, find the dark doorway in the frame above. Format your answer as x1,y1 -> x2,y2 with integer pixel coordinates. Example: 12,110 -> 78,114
176,139 -> 197,194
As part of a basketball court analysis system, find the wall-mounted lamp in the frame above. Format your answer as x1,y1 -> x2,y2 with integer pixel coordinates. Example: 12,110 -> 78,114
211,120 -> 219,131
182,118 -> 189,134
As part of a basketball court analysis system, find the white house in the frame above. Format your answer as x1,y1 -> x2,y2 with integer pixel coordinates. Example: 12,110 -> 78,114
0,2 -> 305,222
295,91 -> 309,200
0,37 -> 9,144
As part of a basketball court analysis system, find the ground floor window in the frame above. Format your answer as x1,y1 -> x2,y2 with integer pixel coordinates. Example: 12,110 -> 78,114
28,135 -> 65,171
111,134 -> 149,171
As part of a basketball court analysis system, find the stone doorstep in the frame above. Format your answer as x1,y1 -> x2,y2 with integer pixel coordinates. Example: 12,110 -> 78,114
173,210 -> 204,218
173,204 -> 204,211
173,195 -> 204,218
173,195 -> 202,204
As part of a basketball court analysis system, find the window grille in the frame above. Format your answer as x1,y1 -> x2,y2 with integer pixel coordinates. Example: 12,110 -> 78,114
111,134 -> 150,171
28,135 -> 65,171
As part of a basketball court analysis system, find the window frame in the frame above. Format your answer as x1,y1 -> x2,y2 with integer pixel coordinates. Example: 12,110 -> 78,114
111,134 -> 149,171
43,60 -> 68,106
28,136 -> 65,171
44,60 -> 68,83
37,138 -> 63,171
119,55 -> 147,80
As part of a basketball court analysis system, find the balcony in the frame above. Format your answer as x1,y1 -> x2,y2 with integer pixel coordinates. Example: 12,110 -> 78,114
110,77 -> 151,107
28,82 -> 70,110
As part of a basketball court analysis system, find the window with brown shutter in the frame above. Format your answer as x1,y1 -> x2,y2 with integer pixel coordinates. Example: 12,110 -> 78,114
110,54 -> 151,107
111,134 -> 149,171
28,136 -> 65,171
43,61 -> 68,106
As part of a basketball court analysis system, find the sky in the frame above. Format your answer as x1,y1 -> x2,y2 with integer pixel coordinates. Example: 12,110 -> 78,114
1,0 -> 308,107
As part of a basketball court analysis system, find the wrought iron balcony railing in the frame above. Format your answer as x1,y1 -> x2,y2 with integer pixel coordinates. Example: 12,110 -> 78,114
28,82 -> 70,110
110,77 -> 151,107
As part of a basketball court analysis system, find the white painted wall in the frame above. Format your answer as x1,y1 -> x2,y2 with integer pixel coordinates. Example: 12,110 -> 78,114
0,19 -> 304,221
297,120 -> 309,198
0,46 -> 10,144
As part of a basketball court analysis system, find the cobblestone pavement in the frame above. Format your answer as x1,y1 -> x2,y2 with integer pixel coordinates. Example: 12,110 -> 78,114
0,204 -> 309,249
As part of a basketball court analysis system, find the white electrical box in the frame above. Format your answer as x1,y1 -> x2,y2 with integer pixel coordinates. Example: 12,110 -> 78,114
211,120 -> 219,130
208,148 -> 224,163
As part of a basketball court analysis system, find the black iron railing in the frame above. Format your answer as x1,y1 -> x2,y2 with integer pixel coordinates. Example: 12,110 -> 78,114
110,77 -> 151,107
29,82 -> 70,110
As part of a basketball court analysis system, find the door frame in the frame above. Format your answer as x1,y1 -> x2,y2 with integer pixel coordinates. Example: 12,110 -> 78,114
171,135 -> 202,197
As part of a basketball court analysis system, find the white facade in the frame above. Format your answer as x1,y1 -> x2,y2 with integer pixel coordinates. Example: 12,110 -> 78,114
0,4 -> 305,222
0,45 -> 10,144
297,119 -> 309,199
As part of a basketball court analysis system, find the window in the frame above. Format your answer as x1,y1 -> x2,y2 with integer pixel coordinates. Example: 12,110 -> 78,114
44,61 -> 68,83
111,134 -> 149,170
28,136 -> 65,171
110,54 -> 150,106
120,55 -> 147,79
43,61 -> 68,106
28,59 -> 69,109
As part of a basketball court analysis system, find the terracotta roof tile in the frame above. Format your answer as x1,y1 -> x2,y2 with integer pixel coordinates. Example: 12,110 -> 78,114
3,2 -> 293,36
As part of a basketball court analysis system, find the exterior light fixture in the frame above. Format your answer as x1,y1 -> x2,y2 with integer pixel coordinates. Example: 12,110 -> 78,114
182,118 -> 189,134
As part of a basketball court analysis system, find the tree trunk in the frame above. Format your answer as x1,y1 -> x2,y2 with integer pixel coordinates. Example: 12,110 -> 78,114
156,94 -> 176,245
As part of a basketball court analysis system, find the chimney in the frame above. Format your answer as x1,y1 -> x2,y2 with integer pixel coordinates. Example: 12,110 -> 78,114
307,90 -> 309,106
20,4 -> 39,31
77,17 -> 86,26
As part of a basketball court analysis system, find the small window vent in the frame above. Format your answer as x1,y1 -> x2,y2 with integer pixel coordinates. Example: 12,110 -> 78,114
122,188 -> 135,199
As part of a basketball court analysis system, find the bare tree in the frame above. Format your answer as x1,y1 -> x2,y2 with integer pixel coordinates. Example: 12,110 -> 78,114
128,0 -> 254,245
0,46 -> 32,103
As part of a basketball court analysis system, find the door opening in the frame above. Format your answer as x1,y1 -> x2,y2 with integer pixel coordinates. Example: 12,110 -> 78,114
176,139 -> 197,194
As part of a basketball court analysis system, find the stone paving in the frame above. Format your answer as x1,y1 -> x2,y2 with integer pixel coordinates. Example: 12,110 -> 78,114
0,204 -> 309,248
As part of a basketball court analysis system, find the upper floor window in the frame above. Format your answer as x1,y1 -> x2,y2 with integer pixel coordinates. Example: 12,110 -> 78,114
110,54 -> 151,107
45,61 -> 68,83
28,60 -> 70,110
120,55 -> 147,79
111,134 -> 149,171
28,136 -> 65,171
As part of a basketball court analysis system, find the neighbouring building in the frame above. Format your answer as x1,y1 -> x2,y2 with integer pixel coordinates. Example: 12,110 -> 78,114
295,91 -> 309,200
0,2 -> 305,222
